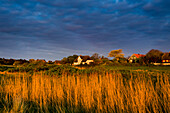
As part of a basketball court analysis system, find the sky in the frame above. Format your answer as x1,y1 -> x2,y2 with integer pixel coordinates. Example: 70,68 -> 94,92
0,0 -> 170,61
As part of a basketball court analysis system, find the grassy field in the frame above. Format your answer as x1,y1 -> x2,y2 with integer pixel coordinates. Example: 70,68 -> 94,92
0,65 -> 170,113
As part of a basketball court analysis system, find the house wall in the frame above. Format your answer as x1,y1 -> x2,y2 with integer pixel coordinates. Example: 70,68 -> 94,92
162,63 -> 170,65
129,60 -> 133,63
153,63 -> 161,65
131,55 -> 137,60
129,56 -> 137,63
77,56 -> 82,64
82,62 -> 86,65
73,62 -> 79,65
86,60 -> 93,64
73,56 -> 82,65
153,63 -> 170,66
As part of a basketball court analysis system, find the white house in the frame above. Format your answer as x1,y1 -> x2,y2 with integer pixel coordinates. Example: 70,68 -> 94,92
73,55 -> 94,65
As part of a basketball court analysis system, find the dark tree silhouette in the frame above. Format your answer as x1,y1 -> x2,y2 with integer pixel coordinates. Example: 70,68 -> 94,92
145,49 -> 163,63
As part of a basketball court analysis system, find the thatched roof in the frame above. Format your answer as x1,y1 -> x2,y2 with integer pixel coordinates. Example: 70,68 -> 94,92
74,55 -> 92,62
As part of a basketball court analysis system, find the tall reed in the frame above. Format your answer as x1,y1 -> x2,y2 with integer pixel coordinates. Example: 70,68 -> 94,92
0,72 -> 169,112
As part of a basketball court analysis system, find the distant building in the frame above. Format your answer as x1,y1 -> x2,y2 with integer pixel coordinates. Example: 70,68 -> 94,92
162,52 -> 170,62
129,54 -> 145,63
162,60 -> 170,63
160,52 -> 170,65
73,55 -> 94,65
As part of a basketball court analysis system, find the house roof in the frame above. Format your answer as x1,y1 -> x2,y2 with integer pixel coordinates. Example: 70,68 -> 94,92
74,55 -> 92,62
132,54 -> 145,58
80,55 -> 92,62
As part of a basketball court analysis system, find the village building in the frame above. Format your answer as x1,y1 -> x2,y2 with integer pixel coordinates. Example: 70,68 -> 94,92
128,54 -> 145,63
73,55 -> 94,65
160,52 -> 170,65
162,52 -> 170,62
162,60 -> 170,63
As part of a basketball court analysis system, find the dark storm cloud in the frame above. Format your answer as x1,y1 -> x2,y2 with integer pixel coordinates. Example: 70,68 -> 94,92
143,0 -> 170,16
0,0 -> 170,60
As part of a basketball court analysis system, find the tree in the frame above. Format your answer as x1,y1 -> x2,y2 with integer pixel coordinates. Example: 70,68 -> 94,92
29,59 -> 35,63
145,49 -> 163,63
91,53 -> 100,59
67,55 -> 78,65
108,49 -> 124,61
13,59 -> 28,66
48,60 -> 54,64
5,59 -> 15,65
13,60 -> 22,66
162,52 -> 170,60
138,57 -> 146,65
0,58 -> 4,65
61,57 -> 68,64
61,55 -> 78,65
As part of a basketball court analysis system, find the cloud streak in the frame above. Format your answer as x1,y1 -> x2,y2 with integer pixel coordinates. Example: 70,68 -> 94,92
0,0 -> 170,60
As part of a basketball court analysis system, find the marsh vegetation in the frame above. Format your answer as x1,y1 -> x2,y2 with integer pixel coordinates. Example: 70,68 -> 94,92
0,69 -> 169,113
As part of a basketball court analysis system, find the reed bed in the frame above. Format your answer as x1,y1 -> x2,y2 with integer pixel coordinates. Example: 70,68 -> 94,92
0,72 -> 169,113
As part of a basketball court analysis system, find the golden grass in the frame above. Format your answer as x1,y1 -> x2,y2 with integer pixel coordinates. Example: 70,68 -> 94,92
0,72 -> 169,112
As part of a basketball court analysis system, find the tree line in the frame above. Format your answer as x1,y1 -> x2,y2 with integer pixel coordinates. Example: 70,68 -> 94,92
0,49 -> 169,66
108,49 -> 170,65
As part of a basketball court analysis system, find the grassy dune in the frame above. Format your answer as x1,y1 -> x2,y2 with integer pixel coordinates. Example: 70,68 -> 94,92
0,71 -> 169,113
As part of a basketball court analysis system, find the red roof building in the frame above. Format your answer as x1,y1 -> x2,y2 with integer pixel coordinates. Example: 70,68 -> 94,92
129,54 -> 145,63
133,54 -> 145,58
